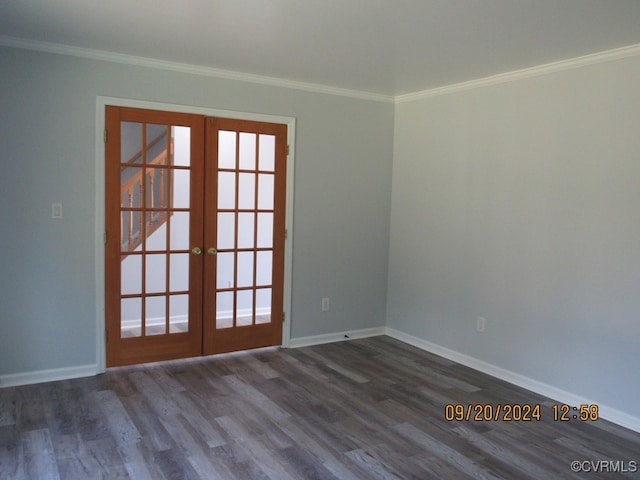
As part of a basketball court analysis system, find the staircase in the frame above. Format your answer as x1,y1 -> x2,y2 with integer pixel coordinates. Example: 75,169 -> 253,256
121,130 -> 172,253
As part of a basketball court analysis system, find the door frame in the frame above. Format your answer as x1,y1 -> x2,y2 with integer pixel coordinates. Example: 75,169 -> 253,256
94,96 -> 296,373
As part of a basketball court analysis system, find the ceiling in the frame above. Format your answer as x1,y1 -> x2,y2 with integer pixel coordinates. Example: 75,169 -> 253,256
2,0 -> 640,97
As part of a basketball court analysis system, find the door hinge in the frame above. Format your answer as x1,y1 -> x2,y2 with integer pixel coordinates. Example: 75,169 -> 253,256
282,312 -> 285,323
286,144 -> 290,155
104,129 -> 108,143
105,328 -> 108,343
103,231 -> 107,245
284,229 -> 288,240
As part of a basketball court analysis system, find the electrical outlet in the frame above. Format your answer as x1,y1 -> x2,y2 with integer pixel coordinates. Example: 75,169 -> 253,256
321,298 -> 330,312
476,316 -> 486,333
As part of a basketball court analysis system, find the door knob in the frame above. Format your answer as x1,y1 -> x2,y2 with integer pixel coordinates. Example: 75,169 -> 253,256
207,247 -> 217,256
191,247 -> 202,255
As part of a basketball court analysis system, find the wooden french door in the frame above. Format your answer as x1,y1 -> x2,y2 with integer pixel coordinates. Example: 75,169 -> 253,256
105,107 -> 287,367
203,118 -> 287,355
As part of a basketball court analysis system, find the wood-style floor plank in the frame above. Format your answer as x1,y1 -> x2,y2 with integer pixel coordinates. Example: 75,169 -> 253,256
1,336 -> 639,479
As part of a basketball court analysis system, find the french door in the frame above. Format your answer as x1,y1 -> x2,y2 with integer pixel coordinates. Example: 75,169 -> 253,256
105,107 -> 287,367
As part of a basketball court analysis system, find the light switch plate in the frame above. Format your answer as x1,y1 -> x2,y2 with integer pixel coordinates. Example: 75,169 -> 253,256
52,202 -> 62,218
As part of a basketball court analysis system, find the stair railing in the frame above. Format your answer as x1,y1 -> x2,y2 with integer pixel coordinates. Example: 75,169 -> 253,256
121,131 -> 172,253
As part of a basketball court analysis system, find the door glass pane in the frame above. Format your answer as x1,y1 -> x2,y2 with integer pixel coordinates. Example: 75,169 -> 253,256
217,252 -> 235,289
145,168 -> 168,209
170,212 -> 189,250
218,131 -> 236,169
257,213 -> 273,248
217,212 -> 235,249
121,254 -> 142,294
169,294 -> 189,333
256,288 -> 271,324
121,122 -> 142,164
239,132 -> 256,170
218,172 -> 236,209
169,254 -> 189,292
237,213 -> 255,249
121,211 -> 132,251
236,290 -> 253,326
121,167 -> 143,208
216,291 -> 234,329
121,211 -> 143,252
258,134 -> 275,172
237,252 -> 254,288
172,170 -> 190,208
146,124 -> 168,165
173,126 -> 191,167
121,297 -> 142,337
238,173 -> 255,210
145,211 -> 166,250
145,296 -> 166,336
258,174 -> 274,210
256,251 -> 272,286
146,254 -> 166,293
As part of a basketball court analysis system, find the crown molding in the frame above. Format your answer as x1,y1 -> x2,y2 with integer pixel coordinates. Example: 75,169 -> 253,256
3,35 -> 640,105
0,35 -> 393,103
395,43 -> 640,103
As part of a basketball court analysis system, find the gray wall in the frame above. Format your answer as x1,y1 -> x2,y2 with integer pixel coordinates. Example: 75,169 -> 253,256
0,46 -> 394,376
388,55 -> 640,419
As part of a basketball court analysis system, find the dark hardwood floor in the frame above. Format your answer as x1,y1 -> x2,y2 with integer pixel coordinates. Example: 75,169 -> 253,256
1,336 -> 639,479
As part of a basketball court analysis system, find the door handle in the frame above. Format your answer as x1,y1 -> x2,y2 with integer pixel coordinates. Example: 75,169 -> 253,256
207,247 -> 217,256
191,247 -> 202,255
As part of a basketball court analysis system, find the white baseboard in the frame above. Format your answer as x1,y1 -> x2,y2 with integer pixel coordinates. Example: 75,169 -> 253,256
121,315 -> 189,329
384,327 -> 640,434
216,308 -> 271,319
0,364 -> 98,388
288,326 -> 386,348
121,310 -> 270,329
